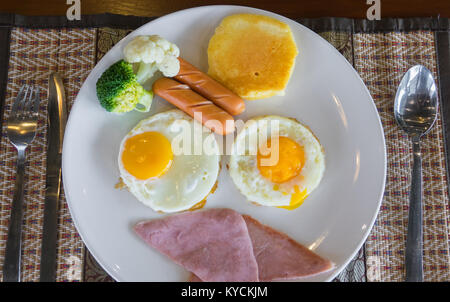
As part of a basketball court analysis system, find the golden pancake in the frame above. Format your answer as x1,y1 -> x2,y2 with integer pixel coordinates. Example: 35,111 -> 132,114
207,14 -> 298,100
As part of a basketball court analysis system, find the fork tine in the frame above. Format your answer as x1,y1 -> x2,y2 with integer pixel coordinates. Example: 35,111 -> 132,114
18,85 -> 31,114
24,85 -> 37,113
10,84 -> 28,115
23,85 -> 34,113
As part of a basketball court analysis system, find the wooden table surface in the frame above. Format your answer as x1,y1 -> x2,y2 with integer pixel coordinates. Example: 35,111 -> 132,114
0,0 -> 449,18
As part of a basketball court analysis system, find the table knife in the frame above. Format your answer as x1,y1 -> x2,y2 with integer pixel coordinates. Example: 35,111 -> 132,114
39,72 -> 67,282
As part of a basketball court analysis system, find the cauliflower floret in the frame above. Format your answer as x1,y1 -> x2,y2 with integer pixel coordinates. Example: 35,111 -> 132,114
151,36 -> 180,58
123,36 -> 163,64
158,55 -> 180,77
123,35 -> 180,81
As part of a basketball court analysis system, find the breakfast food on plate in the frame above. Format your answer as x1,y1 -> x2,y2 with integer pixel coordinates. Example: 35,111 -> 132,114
174,58 -> 245,115
118,109 -> 220,213
153,57 -> 249,135
207,14 -> 298,100
134,208 -> 333,282
153,78 -> 235,135
241,215 -> 333,281
189,214 -> 334,282
96,60 -> 153,113
100,23 -> 331,281
229,116 -> 325,210
134,208 -> 259,282
123,35 -> 181,81
95,35 -> 180,113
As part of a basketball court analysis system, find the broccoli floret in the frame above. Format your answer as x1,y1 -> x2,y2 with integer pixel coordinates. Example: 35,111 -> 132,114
96,60 -> 153,113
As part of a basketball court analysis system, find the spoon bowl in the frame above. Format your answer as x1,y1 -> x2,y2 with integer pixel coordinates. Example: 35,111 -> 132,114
394,65 -> 439,138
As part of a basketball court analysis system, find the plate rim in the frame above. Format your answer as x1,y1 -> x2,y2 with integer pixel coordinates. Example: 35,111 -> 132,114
62,4 -> 387,282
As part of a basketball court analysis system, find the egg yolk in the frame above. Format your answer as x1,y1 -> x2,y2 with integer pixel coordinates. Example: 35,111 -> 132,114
277,185 -> 308,210
257,136 -> 305,183
122,132 -> 173,180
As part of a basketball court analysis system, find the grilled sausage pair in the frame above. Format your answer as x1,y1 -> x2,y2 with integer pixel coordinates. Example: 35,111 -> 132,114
153,58 -> 245,135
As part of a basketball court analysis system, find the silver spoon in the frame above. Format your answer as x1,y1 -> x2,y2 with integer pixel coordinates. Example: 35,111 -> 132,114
394,65 -> 438,282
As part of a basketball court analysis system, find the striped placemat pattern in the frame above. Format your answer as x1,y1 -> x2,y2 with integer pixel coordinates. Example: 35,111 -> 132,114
0,28 -> 95,281
353,31 -> 450,281
0,25 -> 448,282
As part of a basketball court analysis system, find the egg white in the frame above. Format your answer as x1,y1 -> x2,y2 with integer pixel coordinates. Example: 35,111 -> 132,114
228,115 -> 325,207
118,109 -> 220,213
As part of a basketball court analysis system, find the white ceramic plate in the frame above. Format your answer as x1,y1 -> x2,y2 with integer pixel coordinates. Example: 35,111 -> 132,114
62,5 -> 386,281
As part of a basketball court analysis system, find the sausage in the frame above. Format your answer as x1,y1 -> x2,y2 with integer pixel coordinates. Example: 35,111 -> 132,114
153,78 -> 235,135
174,58 -> 245,115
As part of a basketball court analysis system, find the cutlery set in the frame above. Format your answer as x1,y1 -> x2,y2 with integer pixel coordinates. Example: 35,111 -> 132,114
0,66 -> 438,282
2,73 -> 67,282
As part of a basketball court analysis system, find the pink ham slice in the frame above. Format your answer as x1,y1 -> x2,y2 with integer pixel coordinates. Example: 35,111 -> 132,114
189,214 -> 333,282
242,215 -> 333,281
133,208 -> 259,282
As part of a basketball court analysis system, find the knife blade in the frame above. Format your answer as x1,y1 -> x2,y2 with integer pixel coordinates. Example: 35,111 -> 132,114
40,72 -> 67,282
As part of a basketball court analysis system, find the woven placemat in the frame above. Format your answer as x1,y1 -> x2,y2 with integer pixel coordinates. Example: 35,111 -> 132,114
0,28 -> 95,281
0,15 -> 449,282
353,31 -> 449,281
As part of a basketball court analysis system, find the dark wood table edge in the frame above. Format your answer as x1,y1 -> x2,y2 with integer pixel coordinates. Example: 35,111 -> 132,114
0,13 -> 449,32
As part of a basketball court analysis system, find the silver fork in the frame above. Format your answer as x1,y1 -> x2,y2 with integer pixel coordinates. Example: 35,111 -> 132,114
3,84 -> 40,282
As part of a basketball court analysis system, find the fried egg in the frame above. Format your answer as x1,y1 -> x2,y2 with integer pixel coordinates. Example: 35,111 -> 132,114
229,116 -> 325,210
118,109 -> 220,213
